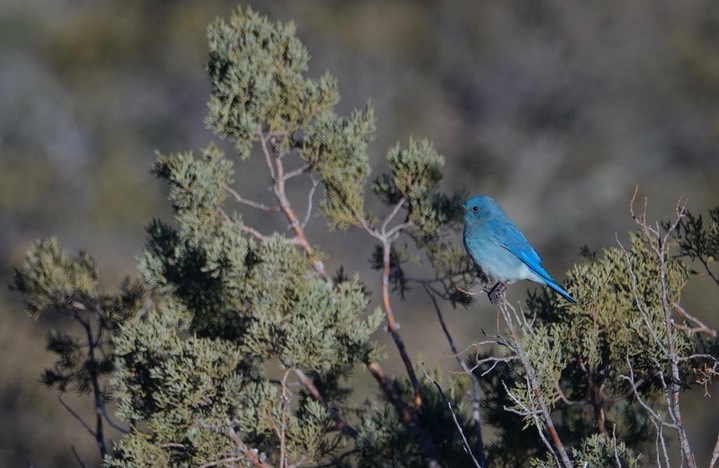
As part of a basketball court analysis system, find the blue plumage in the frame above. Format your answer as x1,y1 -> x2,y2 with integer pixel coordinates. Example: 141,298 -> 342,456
463,195 -> 576,304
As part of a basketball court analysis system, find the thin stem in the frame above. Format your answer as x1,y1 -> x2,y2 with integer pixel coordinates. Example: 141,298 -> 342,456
259,130 -> 329,281
366,362 -> 442,468
293,369 -> 357,437
423,285 -> 485,466
278,369 -> 291,468
381,198 -> 406,235
496,295 -> 572,468
423,368 -> 481,468
381,239 -> 422,408
224,184 -> 279,212
709,435 -> 719,468
70,307 -> 107,460
282,164 -> 310,181
630,195 -> 697,467
301,177 -> 319,229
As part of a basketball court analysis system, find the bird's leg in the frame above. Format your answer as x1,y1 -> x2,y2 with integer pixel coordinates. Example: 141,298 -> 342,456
485,282 -> 507,304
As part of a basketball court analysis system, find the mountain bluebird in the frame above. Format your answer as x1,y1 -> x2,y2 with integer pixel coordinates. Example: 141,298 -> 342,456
463,195 -> 576,304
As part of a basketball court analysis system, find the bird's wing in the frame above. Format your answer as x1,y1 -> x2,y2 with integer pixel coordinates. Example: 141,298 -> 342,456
486,219 -> 550,279
486,219 -> 576,303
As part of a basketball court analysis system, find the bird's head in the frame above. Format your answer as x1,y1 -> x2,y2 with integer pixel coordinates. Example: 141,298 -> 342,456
464,195 -> 501,224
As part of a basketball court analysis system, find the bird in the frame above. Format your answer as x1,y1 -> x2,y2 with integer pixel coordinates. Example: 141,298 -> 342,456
463,195 -> 576,304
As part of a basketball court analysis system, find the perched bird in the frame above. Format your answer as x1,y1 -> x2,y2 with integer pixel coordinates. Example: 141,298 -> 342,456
463,195 -> 576,304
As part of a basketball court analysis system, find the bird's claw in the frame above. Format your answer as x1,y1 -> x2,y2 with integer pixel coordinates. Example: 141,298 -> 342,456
485,282 -> 506,304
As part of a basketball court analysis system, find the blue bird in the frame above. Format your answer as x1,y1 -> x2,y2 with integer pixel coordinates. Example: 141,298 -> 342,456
463,195 -> 576,304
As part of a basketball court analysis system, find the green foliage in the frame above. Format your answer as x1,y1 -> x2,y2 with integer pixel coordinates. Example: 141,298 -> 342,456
474,222 -> 706,466
206,6 -> 339,158
12,238 -> 99,318
302,107 -> 376,230
12,239 -> 142,402
567,434 -> 641,468
11,5 -> 719,468
374,138 -> 466,243
356,375 -> 479,468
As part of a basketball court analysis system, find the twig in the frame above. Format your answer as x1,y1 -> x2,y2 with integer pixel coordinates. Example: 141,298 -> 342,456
224,184 -> 279,212
259,129 -> 329,281
622,356 -> 671,467
709,434 -> 719,468
423,285 -> 485,466
496,295 -> 573,468
199,418 -> 273,468
611,425 -> 621,468
301,176 -> 319,229
366,362 -> 442,468
293,369 -> 357,437
71,446 -> 88,468
199,456 -> 251,468
58,394 -> 96,438
380,198 -> 406,236
380,238 -> 423,408
501,381 -> 559,465
279,369 -> 291,468
423,368 -> 481,468
673,302 -> 717,337
630,195 -> 697,468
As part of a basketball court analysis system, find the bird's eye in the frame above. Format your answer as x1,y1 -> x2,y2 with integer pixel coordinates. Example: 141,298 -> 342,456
472,206 -> 479,212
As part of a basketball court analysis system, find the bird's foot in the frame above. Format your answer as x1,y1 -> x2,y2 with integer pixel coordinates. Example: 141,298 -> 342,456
485,282 -> 507,304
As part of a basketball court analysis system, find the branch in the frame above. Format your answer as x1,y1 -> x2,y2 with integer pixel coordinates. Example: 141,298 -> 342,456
423,368 -> 481,468
673,302 -> 717,337
224,184 -> 280,212
380,198 -> 406,236
710,434 -> 719,468
198,419 -> 274,468
366,362 -> 442,468
379,238 -> 422,408
630,195 -> 697,467
278,369 -> 291,468
70,305 -> 108,460
495,295 -> 573,468
282,164 -> 310,182
259,129 -> 329,281
293,369 -> 358,437
301,177 -> 319,229
423,285 -> 485,466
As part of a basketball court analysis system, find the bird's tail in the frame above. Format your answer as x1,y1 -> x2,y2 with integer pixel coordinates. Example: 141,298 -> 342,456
545,279 -> 576,304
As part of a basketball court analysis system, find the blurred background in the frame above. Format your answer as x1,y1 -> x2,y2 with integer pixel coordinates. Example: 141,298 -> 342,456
2,0 -> 718,466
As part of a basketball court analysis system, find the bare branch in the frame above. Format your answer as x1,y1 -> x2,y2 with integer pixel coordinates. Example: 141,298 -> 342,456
495,295 -> 573,468
380,198 -> 406,236
385,221 -> 413,240
673,302 -> 717,337
423,285 -> 485,466
71,446 -> 88,468
58,394 -> 96,438
379,239 -> 422,408
258,129 -> 277,183
282,164 -> 310,182
278,369 -> 291,468
224,184 -> 280,212
366,362 -> 443,467
301,176 -> 319,229
710,434 -> 719,468
423,368 -> 481,468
